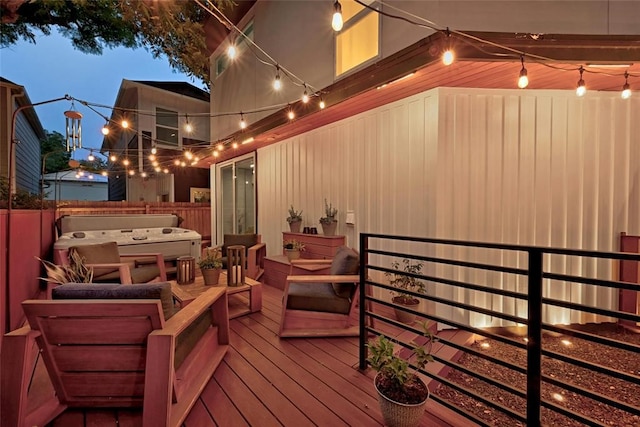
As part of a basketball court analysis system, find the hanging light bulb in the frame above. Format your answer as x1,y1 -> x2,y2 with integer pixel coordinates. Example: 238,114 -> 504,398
174,159 -> 181,166
121,119 -> 129,129
184,150 -> 194,160
148,154 -> 156,162
88,174 -> 94,180
180,161 -> 186,167
319,97 -> 326,109
163,168 -> 169,174
302,86 -> 310,103
273,66 -> 282,91
128,169 -> 135,176
576,66 -> 586,97
517,55 -> 529,89
240,113 -> 247,129
621,72 -> 632,99
332,0 -> 343,31
151,145 -> 157,155
101,120 -> 110,135
213,151 -> 220,158
122,158 -> 130,166
232,141 -> 239,149
442,28 -> 454,66
227,43 -> 237,60
155,166 -> 161,173
217,143 -> 224,151
141,172 -> 147,178
101,171 -> 108,177
184,114 -> 193,133
152,160 -> 159,167
109,154 -> 117,162
287,108 -> 295,120
87,150 -> 95,162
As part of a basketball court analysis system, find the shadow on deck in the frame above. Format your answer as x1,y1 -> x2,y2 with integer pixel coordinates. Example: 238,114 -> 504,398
43,284 -> 471,426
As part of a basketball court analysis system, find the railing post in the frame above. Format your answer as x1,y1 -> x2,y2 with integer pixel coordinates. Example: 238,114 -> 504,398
359,233 -> 368,370
527,249 -> 543,426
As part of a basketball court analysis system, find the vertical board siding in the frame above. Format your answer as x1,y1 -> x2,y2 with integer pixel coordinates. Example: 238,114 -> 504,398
257,87 -> 639,327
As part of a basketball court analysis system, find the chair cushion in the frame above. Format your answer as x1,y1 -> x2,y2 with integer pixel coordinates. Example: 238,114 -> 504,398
71,242 -> 121,274
52,282 -> 175,320
222,234 -> 258,255
93,265 -> 161,284
286,282 -> 352,314
329,246 -> 359,298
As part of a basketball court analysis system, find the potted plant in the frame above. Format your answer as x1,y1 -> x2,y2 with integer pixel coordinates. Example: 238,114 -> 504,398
286,205 -> 303,233
283,239 -> 305,261
319,199 -> 338,236
39,250 -> 94,285
198,246 -> 223,285
385,259 -> 426,324
367,322 -> 435,427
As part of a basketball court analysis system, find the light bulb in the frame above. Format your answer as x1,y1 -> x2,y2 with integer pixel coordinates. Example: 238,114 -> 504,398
319,98 -> 326,109
185,122 -> 193,133
141,172 -> 147,178
88,174 -> 94,180
180,161 -> 186,167
122,158 -> 130,166
213,151 -> 220,158
155,166 -> 161,172
163,168 -> 169,174
227,44 -> 237,60
101,171 -> 108,177
75,173 -> 80,179
622,84 -> 631,99
151,146 -> 157,155
232,142 -> 239,149
109,154 -> 117,162
518,68 -> 529,89
217,143 -> 224,151
152,160 -> 158,167
101,125 -> 110,135
121,119 -> 129,129
128,169 -> 135,176
287,110 -> 295,120
442,49 -> 454,66
302,90 -> 309,104
87,152 -> 95,162
184,150 -> 193,160
332,1 -> 343,31
576,67 -> 586,97
148,154 -> 156,161
273,74 -> 282,91
174,159 -> 181,166
240,114 -> 247,129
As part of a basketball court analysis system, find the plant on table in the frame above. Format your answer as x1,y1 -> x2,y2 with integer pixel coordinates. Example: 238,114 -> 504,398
367,321 -> 436,426
318,198 -> 338,225
283,239 -> 306,252
286,205 -> 303,224
199,246 -> 223,270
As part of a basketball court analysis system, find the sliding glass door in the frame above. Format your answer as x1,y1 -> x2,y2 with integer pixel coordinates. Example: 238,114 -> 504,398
216,153 -> 256,238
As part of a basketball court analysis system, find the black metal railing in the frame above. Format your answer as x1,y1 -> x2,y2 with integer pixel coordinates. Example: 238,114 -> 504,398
358,233 -> 640,427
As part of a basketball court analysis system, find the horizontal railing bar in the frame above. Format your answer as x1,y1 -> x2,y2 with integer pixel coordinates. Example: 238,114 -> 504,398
542,297 -> 640,323
540,398 -> 604,427
367,267 -> 528,301
367,248 -> 528,276
541,348 -> 640,385
362,233 -> 640,261
543,374 -> 640,416
427,393 -> 493,427
542,323 -> 640,354
543,272 -> 640,292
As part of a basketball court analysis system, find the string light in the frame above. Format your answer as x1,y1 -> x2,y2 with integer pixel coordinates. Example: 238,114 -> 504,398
518,55 -> 529,89
163,168 -> 169,174
122,158 -> 130,166
217,143 -> 224,151
121,119 -> 129,129
213,151 -> 220,158
442,28 -> 454,66
87,150 -> 95,162
240,113 -> 247,129
148,154 -> 156,161
101,171 -> 108,177
184,150 -> 194,160
302,86 -> 310,103
128,169 -> 135,176
576,66 -> 586,97
287,107 -> 295,120
273,66 -> 282,91
109,154 -> 117,162
141,172 -> 148,178
101,121 -> 110,135
319,97 -> 326,109
174,159 -> 181,166
621,72 -> 632,99
332,0 -> 343,31
227,43 -> 237,60
232,141 -> 239,149
184,114 -> 193,133
151,145 -> 157,155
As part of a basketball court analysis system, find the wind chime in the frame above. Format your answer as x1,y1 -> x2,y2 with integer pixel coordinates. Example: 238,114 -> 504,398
64,101 -> 83,152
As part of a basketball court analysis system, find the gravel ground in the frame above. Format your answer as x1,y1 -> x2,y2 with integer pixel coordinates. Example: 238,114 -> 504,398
433,324 -> 640,427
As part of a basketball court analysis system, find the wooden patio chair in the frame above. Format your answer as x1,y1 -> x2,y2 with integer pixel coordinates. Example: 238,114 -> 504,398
279,246 -> 360,338
221,233 -> 266,280
1,282 -> 229,427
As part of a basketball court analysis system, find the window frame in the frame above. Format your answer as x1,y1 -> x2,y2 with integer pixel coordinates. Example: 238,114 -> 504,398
155,107 -> 179,147
334,0 -> 381,78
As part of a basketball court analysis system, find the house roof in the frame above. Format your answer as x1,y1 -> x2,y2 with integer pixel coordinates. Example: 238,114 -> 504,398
43,171 -> 108,183
0,76 -> 47,140
198,31 -> 640,167
131,81 -> 210,102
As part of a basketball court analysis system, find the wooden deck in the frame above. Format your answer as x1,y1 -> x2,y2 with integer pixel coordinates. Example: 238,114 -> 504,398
45,284 -> 463,426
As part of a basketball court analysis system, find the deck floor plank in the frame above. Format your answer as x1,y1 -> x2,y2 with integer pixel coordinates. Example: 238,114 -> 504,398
183,399 -> 216,427
198,371 -> 248,427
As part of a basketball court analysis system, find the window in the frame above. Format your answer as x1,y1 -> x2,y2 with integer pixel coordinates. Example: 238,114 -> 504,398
335,0 -> 379,76
156,107 -> 178,145
215,21 -> 255,77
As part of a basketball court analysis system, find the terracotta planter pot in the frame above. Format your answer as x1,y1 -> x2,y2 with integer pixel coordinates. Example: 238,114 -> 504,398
321,221 -> 337,236
289,220 -> 302,233
392,296 -> 420,324
285,249 -> 301,261
374,373 -> 429,427
201,268 -> 222,285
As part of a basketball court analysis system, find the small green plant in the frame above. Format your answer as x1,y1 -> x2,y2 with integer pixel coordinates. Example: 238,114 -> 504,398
319,199 -> 337,225
283,239 -> 306,251
198,246 -> 223,269
385,258 -> 426,304
367,321 -> 435,404
286,205 -> 303,223
38,250 -> 94,285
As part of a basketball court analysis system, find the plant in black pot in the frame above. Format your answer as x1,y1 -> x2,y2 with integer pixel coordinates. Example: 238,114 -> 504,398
286,205 -> 303,233
367,322 -> 435,427
385,259 -> 426,324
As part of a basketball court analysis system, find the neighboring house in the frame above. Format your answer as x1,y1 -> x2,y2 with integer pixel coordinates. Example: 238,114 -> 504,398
203,1 -> 640,327
42,171 -> 108,201
101,80 -> 211,202
0,77 -> 46,194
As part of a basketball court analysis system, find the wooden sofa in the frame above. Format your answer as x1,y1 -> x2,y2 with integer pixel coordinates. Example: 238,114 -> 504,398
1,282 -> 229,427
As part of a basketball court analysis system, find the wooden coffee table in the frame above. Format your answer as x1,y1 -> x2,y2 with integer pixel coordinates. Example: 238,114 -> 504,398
171,271 -> 262,319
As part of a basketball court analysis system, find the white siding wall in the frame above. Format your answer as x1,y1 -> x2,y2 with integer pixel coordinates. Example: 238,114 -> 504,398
257,87 -> 640,327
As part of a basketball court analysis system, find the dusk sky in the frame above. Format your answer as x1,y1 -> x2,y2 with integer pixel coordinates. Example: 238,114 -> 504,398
0,30 -> 199,156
